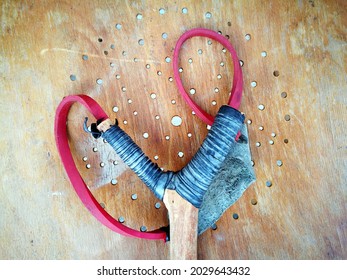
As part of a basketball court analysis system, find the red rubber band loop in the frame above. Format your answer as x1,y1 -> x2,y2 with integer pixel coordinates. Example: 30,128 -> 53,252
54,94 -> 167,241
173,28 -> 243,126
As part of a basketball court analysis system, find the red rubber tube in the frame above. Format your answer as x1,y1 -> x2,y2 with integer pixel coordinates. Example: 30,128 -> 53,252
54,94 -> 167,241
173,28 -> 243,125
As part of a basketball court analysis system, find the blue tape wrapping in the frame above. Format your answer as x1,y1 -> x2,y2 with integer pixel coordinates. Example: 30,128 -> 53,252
102,105 -> 244,208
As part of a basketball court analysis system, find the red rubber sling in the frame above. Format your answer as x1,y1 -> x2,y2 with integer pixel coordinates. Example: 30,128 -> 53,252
54,94 -> 167,240
173,28 -> 243,125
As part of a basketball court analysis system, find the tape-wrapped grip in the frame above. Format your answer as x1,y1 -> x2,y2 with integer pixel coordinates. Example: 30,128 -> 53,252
102,105 -> 244,208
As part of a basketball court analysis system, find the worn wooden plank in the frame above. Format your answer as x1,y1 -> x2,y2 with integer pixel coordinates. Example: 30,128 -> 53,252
0,0 -> 346,259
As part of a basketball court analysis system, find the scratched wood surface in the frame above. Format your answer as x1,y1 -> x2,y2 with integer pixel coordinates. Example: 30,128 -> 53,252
0,0 -> 346,259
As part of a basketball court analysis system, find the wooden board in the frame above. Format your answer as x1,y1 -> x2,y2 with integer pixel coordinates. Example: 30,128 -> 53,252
0,0 -> 346,259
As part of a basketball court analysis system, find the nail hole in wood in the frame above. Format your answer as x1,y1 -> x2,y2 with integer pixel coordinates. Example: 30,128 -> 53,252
273,70 -> 280,77
96,78 -> 103,85
171,115 -> 182,126
111,179 -> 118,185
155,202 -> 161,209
143,132 -> 149,139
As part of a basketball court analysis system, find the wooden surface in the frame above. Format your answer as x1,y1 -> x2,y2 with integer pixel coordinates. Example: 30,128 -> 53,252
163,190 -> 198,260
0,0 -> 346,259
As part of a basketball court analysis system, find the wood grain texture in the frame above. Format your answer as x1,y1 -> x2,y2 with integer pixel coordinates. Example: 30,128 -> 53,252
0,0 -> 346,259
163,190 -> 198,260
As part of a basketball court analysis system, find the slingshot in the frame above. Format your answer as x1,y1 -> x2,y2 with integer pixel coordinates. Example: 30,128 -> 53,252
55,28 -> 253,259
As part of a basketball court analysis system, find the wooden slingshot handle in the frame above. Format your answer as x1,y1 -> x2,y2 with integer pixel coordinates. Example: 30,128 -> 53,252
163,190 -> 198,260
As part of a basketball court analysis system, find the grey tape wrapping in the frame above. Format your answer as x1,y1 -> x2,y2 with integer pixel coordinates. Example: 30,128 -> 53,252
102,105 -> 245,208
102,125 -> 173,201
